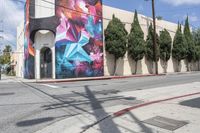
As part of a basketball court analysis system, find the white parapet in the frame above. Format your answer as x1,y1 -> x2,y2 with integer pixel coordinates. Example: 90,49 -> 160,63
35,0 -> 55,18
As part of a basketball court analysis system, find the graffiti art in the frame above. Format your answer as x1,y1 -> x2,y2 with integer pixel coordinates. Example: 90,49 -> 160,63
55,0 -> 104,78
24,0 -> 35,79
24,0 -> 104,79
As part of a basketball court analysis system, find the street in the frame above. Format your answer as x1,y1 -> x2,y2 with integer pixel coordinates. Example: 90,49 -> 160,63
0,73 -> 200,133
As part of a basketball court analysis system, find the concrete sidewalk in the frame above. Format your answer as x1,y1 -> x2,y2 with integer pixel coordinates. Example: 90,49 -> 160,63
20,74 -> 166,83
3,71 -> 200,84
2,71 -> 200,84
0,74 -> 20,83
35,82 -> 200,133
0,73 -> 165,83
35,74 -> 166,83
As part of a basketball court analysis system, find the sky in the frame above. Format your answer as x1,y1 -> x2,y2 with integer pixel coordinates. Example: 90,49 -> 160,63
0,0 -> 200,52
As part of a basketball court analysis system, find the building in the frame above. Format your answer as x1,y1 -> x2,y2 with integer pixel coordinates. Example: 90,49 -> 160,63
16,0 -> 196,80
16,21 -> 24,78
10,52 -> 17,75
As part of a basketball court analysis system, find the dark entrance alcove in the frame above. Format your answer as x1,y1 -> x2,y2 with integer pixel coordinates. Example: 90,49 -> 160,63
40,47 -> 52,79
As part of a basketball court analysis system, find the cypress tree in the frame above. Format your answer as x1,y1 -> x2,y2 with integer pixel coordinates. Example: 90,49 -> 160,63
195,46 -> 200,70
146,23 -> 160,72
172,23 -> 187,72
184,16 -> 195,71
193,29 -> 200,46
105,14 -> 128,75
128,10 -> 145,74
159,29 -> 172,73
193,29 -> 200,70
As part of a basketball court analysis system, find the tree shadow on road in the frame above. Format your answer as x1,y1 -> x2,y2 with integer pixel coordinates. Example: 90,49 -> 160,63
16,114 -> 75,127
127,112 -> 154,133
32,84 -> 143,132
82,85 -> 121,133
179,97 -> 200,109
16,117 -> 55,127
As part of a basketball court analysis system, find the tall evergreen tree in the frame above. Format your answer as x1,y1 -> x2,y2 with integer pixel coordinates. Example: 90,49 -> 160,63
128,10 -> 145,74
172,23 -> 187,72
184,16 -> 195,71
159,29 -> 172,73
193,29 -> 200,46
146,23 -> 160,72
193,29 -> 200,70
195,46 -> 200,70
105,14 -> 128,75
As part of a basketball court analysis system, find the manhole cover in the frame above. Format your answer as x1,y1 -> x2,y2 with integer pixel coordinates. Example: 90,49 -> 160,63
143,116 -> 188,131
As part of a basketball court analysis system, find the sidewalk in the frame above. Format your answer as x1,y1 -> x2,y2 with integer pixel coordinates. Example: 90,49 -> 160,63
18,74 -> 165,83
1,71 -> 199,84
35,82 -> 200,133
1,71 -> 198,84
0,74 -> 20,83
27,71 -> 200,83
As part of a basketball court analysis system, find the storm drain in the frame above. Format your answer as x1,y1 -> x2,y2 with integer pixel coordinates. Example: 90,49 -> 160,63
143,116 -> 188,131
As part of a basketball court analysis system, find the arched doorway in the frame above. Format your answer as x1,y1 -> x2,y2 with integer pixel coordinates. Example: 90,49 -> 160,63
40,47 -> 52,79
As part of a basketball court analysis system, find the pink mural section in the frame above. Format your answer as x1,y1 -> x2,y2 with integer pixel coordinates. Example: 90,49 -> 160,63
55,0 -> 104,78
24,0 -> 35,79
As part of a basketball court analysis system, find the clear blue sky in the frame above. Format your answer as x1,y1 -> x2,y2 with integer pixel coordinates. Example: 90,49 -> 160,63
0,0 -> 200,50
103,0 -> 200,28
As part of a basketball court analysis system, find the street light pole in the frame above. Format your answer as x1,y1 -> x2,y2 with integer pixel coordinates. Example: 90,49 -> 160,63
151,0 -> 158,74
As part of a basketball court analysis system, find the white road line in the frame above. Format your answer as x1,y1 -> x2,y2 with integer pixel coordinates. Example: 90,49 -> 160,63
40,84 -> 59,88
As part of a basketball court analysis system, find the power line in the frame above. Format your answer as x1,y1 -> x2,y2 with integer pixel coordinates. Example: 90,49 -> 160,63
7,0 -> 200,28
6,0 -> 198,35
8,0 -> 198,28
8,0 -> 133,25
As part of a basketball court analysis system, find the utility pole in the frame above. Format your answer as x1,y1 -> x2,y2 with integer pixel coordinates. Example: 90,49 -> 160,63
151,0 -> 158,74
145,0 -> 158,74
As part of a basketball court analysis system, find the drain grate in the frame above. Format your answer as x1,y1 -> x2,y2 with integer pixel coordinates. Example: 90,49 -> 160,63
143,116 -> 188,131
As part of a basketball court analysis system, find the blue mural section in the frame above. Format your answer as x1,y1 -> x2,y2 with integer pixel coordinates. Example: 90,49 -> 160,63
55,0 -> 104,79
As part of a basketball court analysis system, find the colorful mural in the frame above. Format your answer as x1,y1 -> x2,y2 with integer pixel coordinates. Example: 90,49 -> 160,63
55,0 -> 104,78
24,0 -> 35,79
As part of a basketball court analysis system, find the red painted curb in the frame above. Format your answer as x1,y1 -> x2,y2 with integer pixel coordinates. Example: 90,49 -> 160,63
114,92 -> 200,117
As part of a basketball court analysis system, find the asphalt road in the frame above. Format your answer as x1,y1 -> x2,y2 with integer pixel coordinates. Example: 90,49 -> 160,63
0,72 -> 200,133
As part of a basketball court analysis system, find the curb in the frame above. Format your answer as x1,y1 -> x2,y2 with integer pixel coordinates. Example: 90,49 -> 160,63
35,74 -> 166,83
113,91 -> 200,117
111,74 -> 165,79
36,76 -> 111,83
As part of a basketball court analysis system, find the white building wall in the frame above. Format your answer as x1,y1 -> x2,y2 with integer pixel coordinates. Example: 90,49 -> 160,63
35,0 -> 55,18
34,30 -> 55,79
103,5 -> 188,76
16,21 -> 24,78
